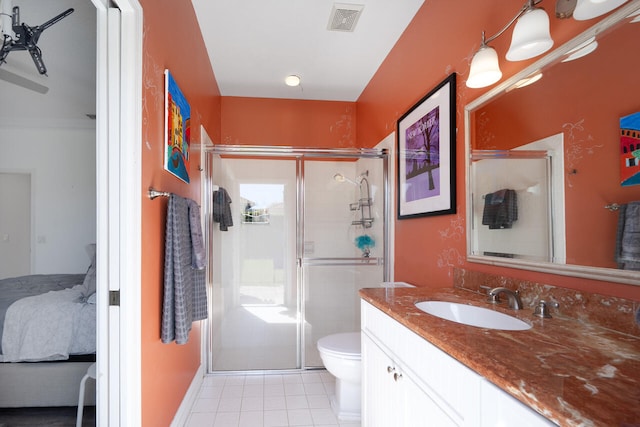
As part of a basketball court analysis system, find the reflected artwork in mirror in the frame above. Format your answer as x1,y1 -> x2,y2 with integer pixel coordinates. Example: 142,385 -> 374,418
465,2 -> 640,286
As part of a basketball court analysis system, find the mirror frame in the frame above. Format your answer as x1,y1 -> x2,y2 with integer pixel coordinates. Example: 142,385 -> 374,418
464,1 -> 640,286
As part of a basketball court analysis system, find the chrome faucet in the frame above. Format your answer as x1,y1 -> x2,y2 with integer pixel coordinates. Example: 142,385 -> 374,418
488,287 -> 523,310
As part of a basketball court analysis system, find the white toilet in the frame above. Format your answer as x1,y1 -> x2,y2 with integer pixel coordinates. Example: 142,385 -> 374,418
317,332 -> 362,420
317,282 -> 415,420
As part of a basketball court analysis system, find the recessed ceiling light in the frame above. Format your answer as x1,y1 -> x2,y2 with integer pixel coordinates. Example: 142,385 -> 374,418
285,75 -> 301,87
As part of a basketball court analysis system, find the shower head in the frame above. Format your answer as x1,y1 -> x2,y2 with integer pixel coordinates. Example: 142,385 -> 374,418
333,173 -> 358,185
334,170 -> 369,185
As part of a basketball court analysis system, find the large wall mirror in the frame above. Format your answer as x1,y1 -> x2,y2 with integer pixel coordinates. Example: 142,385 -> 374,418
465,2 -> 640,286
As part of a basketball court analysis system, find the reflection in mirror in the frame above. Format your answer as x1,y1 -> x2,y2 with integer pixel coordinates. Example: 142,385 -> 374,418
465,2 -> 640,285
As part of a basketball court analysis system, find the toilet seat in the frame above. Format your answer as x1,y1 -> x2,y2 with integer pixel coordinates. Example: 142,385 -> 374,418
317,332 -> 361,360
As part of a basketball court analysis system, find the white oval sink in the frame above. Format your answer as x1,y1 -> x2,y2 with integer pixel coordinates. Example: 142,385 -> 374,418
415,301 -> 531,331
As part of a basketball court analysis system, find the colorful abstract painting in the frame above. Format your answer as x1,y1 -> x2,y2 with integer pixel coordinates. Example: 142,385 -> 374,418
164,69 -> 191,183
620,111 -> 640,187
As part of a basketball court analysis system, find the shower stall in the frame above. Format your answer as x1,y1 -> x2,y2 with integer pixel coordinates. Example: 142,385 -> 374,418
204,146 -> 389,372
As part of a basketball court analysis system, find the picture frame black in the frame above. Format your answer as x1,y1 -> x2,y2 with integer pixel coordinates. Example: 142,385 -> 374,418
397,73 -> 456,219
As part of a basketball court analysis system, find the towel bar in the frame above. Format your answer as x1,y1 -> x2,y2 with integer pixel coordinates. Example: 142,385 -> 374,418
148,188 -> 170,200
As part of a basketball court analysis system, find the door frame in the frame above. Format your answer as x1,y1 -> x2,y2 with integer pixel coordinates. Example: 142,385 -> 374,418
93,0 -> 142,424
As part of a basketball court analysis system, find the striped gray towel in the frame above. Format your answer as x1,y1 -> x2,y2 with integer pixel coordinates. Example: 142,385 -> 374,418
162,194 -> 208,345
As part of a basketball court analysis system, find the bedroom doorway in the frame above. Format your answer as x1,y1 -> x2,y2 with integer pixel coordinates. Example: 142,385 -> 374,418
0,172 -> 30,279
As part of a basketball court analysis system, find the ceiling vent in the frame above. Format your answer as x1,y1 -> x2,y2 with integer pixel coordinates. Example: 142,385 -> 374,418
327,3 -> 364,32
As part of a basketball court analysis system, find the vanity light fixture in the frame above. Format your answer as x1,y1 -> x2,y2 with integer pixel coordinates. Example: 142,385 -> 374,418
509,71 -> 543,90
573,0 -> 629,20
467,0 -> 553,88
285,74 -> 301,87
561,36 -> 598,62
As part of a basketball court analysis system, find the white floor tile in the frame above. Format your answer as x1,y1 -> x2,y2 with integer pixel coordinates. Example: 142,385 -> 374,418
306,395 -> 331,409
242,396 -> 264,411
194,371 -> 358,427
218,397 -> 242,412
264,395 -> 287,411
239,410 -> 264,427
186,412 -> 215,427
264,410 -> 289,427
213,411 -> 240,427
243,384 -> 264,397
192,398 -> 219,413
264,383 -> 285,396
285,395 -> 309,410
302,382 -> 326,395
284,383 -> 306,396
310,408 -> 338,425
287,409 -> 313,426
222,385 -> 244,398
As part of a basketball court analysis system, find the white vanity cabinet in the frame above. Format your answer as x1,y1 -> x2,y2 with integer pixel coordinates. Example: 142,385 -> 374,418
361,300 -> 555,427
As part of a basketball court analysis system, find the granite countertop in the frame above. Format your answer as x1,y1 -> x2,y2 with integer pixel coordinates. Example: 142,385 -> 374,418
359,286 -> 640,427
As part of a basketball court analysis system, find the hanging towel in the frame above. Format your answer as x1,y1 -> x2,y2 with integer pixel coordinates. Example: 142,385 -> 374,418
187,199 -> 206,270
482,189 -> 518,229
213,187 -> 233,231
162,194 -> 208,345
615,201 -> 640,271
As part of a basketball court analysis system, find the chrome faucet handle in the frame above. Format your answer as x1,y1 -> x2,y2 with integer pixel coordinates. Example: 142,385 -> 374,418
533,300 -> 558,318
480,285 -> 500,303
488,287 -> 523,310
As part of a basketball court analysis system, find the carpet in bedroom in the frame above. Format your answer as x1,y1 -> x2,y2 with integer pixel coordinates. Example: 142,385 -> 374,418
0,406 -> 95,427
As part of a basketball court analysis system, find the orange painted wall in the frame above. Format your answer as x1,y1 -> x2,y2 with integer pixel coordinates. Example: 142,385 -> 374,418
221,97 -> 356,148
357,0 -> 640,299
139,0 -> 221,425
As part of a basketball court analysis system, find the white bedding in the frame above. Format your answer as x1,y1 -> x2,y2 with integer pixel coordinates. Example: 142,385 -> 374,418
0,285 -> 96,362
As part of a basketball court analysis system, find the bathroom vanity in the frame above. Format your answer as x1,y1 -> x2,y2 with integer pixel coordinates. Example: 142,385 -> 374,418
359,286 -> 640,426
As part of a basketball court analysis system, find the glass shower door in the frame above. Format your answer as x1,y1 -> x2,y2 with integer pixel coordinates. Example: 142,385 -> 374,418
210,157 -> 299,371
302,159 -> 386,367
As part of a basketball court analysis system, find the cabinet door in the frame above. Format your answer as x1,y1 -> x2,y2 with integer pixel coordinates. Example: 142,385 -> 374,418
480,380 -> 556,427
362,333 -> 400,427
363,333 -> 460,427
400,372 -> 459,427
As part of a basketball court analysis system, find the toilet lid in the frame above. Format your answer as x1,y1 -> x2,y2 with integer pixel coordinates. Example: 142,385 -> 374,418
317,332 -> 361,359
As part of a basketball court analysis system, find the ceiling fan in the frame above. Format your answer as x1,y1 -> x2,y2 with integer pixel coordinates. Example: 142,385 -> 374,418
0,0 -> 73,93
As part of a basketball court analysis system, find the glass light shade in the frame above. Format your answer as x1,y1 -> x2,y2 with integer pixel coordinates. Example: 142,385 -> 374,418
506,8 -> 554,61
466,46 -> 502,88
573,0 -> 628,20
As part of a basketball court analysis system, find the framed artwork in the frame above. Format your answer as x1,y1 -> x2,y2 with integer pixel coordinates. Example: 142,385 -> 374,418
620,111 -> 640,187
164,69 -> 191,183
397,73 -> 456,219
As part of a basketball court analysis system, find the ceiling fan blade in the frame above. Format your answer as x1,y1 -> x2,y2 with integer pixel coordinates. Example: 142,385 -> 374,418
0,67 -> 48,93
556,0 -> 578,19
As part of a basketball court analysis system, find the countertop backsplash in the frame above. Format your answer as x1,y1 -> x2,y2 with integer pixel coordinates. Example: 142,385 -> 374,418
453,267 -> 640,338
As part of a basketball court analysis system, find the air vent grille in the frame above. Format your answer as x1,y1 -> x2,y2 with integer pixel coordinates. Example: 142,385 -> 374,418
328,3 -> 364,32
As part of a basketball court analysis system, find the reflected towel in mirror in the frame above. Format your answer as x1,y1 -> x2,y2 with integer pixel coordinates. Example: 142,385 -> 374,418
482,189 -> 518,229
615,201 -> 640,271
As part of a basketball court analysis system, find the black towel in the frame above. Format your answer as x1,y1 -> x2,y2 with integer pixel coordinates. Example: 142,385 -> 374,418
213,187 -> 233,231
482,189 -> 518,229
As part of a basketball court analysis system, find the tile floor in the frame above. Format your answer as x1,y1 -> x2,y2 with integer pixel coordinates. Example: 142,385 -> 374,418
185,370 -> 361,427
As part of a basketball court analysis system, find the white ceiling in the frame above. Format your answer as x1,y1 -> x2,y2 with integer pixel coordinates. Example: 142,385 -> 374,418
0,0 -> 96,128
191,0 -> 425,101
0,0 -> 425,126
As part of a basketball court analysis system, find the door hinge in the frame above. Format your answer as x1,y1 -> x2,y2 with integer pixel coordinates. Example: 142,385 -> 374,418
109,290 -> 120,306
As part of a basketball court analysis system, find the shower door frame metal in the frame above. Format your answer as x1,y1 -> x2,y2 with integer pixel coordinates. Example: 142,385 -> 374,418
206,145 -> 390,372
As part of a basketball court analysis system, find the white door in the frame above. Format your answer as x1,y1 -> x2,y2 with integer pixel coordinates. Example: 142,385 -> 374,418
93,0 -> 142,425
0,172 -> 30,278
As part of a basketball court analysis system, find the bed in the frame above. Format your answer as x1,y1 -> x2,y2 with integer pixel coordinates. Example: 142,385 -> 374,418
0,252 -> 97,407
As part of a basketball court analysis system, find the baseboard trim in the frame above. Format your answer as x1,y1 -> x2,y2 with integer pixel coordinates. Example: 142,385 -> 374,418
171,363 -> 205,427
